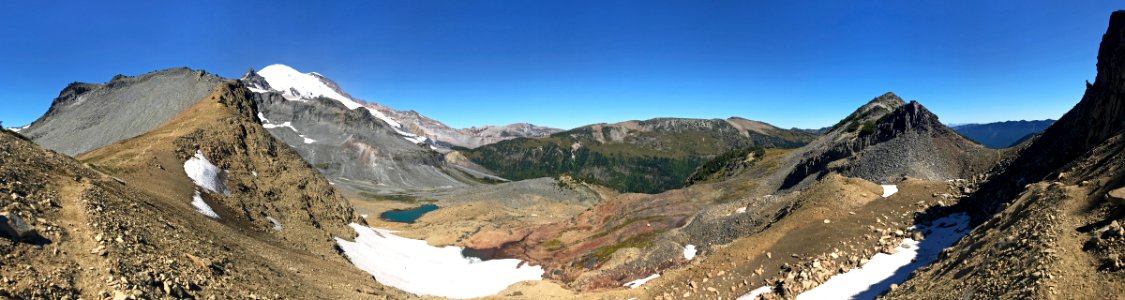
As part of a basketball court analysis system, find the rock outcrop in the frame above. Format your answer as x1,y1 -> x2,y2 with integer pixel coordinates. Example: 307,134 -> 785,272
780,93 -> 996,189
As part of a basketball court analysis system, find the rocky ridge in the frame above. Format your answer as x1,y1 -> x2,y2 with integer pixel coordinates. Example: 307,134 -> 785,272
20,68 -> 226,156
779,93 -> 996,190
0,82 -> 401,299
886,10 -> 1125,299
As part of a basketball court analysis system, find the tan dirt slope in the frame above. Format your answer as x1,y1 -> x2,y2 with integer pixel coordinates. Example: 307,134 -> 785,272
0,82 -> 411,299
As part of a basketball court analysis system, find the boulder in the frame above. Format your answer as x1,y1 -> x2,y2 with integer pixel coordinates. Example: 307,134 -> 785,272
1108,187 -> 1125,206
0,213 -> 39,241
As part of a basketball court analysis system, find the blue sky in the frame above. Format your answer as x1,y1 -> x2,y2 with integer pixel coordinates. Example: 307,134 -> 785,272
1,1 -> 1122,129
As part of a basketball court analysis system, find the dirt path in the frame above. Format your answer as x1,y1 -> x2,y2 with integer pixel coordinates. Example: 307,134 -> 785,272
1048,184 -> 1121,299
53,177 -> 105,299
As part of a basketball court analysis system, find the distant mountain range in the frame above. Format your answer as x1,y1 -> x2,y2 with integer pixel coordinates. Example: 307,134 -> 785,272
950,119 -> 1056,148
460,117 -> 817,193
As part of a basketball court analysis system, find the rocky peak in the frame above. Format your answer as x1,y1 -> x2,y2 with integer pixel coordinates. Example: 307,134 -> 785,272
780,93 -> 989,189
828,92 -> 907,134
868,100 -> 947,138
871,92 -> 906,106
240,68 -> 272,91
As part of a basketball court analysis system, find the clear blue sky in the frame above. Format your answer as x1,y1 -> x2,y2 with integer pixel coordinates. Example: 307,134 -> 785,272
1,1 -> 1122,129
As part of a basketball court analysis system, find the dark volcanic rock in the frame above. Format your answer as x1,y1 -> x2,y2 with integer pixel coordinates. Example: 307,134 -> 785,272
781,93 -> 995,189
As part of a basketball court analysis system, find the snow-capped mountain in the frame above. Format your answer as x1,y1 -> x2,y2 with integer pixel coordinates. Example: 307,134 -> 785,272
250,64 -> 431,145
245,64 -> 560,149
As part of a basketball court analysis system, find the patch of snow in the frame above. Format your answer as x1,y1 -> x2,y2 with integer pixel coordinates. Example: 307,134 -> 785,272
881,185 -> 898,198
251,171 -> 258,177
191,190 -> 220,219
247,87 -> 270,94
256,112 -> 270,123
300,135 -> 316,144
335,224 -> 543,299
794,213 -> 970,300
737,286 -> 774,300
736,207 -> 748,214
262,121 -> 298,132
8,125 -> 28,132
183,150 -> 229,196
266,216 -> 282,230
683,244 -> 698,260
403,134 -> 428,144
623,273 -> 659,289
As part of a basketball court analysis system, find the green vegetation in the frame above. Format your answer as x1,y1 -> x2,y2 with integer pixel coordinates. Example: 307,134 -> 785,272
542,239 -> 564,251
585,230 -> 664,265
684,146 -> 765,184
462,119 -> 813,193
858,121 -> 877,135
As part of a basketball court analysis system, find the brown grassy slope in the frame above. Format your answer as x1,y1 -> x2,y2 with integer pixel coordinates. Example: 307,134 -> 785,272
79,80 -> 363,257
36,81 -> 410,299
0,128 -> 402,299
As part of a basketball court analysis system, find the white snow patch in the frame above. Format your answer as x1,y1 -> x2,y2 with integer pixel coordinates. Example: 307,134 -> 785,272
881,185 -> 898,198
335,224 -> 543,299
736,207 -> 748,214
262,121 -> 298,132
266,216 -> 282,230
256,112 -> 270,123
623,273 -> 659,289
683,244 -> 698,260
191,190 -> 220,219
737,286 -> 774,300
8,125 -> 28,133
793,213 -> 970,300
183,150 -> 229,196
300,135 -> 316,144
251,171 -> 258,177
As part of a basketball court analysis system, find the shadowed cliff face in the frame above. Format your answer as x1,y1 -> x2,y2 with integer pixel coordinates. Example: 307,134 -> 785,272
886,11 -> 1125,300
957,10 -> 1125,223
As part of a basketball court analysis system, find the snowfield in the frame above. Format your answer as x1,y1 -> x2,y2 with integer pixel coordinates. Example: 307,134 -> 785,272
623,273 -> 659,289
792,213 -> 970,300
335,224 -> 543,299
881,184 -> 898,197
184,150 -> 229,196
191,190 -> 220,219
735,213 -> 970,300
